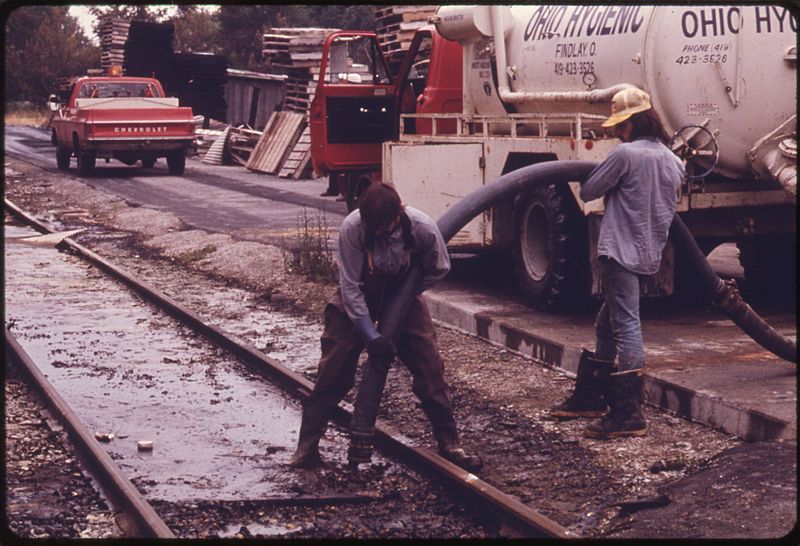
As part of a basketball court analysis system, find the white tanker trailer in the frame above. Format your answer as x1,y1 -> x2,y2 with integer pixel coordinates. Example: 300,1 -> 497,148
377,4 -> 796,310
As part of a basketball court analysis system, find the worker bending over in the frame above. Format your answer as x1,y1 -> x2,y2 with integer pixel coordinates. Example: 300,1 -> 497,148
290,183 -> 482,471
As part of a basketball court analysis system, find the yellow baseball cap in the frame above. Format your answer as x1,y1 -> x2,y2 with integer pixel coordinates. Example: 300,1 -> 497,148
602,87 -> 652,127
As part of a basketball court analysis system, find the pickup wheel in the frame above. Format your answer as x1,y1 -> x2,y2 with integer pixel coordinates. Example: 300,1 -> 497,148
56,146 -> 71,170
141,158 -> 157,168
512,184 -> 588,311
167,152 -> 185,175
77,151 -> 96,176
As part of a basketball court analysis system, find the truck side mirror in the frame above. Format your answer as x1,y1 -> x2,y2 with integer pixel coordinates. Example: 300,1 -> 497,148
47,95 -> 60,111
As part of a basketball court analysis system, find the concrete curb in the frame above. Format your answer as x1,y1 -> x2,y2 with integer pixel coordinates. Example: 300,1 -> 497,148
423,290 -> 796,442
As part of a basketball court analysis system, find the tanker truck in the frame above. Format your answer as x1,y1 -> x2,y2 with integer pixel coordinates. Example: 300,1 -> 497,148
313,5 -> 797,310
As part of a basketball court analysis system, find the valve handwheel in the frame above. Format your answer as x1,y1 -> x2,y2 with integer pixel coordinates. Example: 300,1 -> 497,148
670,124 -> 720,180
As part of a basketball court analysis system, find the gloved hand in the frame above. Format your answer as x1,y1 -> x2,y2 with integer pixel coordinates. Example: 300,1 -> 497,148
367,334 -> 396,364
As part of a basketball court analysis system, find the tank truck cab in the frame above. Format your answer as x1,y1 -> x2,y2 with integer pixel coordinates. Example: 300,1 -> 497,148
309,27 -> 463,211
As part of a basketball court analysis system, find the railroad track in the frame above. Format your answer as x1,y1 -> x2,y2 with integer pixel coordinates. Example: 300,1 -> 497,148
5,198 -> 574,539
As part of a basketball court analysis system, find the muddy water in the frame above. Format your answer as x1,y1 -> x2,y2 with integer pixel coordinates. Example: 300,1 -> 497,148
4,224 -> 346,502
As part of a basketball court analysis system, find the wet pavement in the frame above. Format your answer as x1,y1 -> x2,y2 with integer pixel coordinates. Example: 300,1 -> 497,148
425,274 -> 797,442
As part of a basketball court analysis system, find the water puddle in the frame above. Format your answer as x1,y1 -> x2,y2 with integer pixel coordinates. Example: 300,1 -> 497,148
4,223 -> 336,502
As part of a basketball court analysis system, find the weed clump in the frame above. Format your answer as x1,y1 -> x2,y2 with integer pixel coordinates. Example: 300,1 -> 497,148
283,207 -> 338,284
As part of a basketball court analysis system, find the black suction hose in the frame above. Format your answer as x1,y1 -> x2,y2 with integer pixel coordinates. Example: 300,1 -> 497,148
347,160 -> 797,466
669,213 -> 796,363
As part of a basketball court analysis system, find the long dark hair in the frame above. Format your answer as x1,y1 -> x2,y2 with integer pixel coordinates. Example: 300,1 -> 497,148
359,183 -> 415,253
628,108 -> 670,144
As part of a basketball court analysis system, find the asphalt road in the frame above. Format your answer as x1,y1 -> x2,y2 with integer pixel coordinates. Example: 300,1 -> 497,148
4,126 -> 348,237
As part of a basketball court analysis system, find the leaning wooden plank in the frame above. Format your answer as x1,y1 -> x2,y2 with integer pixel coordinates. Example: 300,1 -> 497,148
246,111 -> 305,174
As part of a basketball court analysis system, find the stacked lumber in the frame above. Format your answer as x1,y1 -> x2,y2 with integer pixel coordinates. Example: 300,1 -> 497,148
262,28 -> 338,69
263,28 -> 339,113
246,111 -> 306,174
374,5 -> 437,77
283,67 -> 321,114
263,28 -> 339,178
123,20 -> 176,87
99,18 -> 130,71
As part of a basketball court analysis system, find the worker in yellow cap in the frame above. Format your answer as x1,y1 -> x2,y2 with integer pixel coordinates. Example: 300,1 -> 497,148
550,87 -> 684,439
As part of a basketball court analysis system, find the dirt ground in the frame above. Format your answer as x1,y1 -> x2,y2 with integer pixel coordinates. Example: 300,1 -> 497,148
4,156 -> 797,539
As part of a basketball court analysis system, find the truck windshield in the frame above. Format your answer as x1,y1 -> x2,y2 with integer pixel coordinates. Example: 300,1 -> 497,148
324,35 -> 391,85
77,82 -> 162,99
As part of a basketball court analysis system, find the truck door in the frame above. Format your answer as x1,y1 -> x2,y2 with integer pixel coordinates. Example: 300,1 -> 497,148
394,28 -> 463,135
310,32 -> 394,175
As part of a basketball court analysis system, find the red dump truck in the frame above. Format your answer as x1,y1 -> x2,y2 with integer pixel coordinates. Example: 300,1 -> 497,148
49,68 -> 195,176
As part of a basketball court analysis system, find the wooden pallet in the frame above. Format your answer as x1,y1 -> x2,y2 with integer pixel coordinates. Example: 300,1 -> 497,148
245,111 -> 306,174
279,126 -> 312,179
374,5 -> 436,21
374,6 -> 436,78
263,28 -> 339,70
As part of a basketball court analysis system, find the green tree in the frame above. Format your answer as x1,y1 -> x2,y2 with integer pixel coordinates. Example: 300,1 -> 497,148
284,5 -> 378,30
169,6 -> 222,54
4,5 -> 99,103
217,5 -> 285,69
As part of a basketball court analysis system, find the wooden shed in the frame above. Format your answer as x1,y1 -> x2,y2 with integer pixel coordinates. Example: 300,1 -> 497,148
225,68 -> 287,131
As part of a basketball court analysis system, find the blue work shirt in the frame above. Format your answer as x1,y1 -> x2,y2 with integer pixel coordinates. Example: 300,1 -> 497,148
337,206 -> 450,323
580,137 -> 684,275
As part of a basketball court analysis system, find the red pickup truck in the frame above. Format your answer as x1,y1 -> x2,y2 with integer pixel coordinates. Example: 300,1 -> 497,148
49,71 -> 195,176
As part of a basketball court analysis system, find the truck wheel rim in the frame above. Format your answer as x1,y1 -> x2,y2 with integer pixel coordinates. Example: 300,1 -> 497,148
521,202 -> 549,282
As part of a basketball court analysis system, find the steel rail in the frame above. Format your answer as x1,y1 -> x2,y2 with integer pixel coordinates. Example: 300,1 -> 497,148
4,328 -> 175,538
5,198 -> 574,538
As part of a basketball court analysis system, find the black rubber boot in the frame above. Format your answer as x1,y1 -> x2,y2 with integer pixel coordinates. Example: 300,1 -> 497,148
550,350 -> 613,418
289,401 -> 330,468
584,371 -> 647,439
289,437 -> 322,469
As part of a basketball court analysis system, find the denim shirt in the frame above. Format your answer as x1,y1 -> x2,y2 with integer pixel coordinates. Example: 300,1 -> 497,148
580,138 -> 684,275
338,206 -> 451,322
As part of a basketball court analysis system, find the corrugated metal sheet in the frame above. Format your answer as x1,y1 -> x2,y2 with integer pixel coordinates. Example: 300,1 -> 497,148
245,111 -> 306,174
202,126 -> 230,165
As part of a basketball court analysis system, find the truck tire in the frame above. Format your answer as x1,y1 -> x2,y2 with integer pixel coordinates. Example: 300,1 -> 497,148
167,152 -> 185,175
77,151 -> 95,176
56,146 -> 71,170
512,184 -> 588,311
141,158 -> 157,168
345,172 -> 373,212
737,234 -> 796,302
